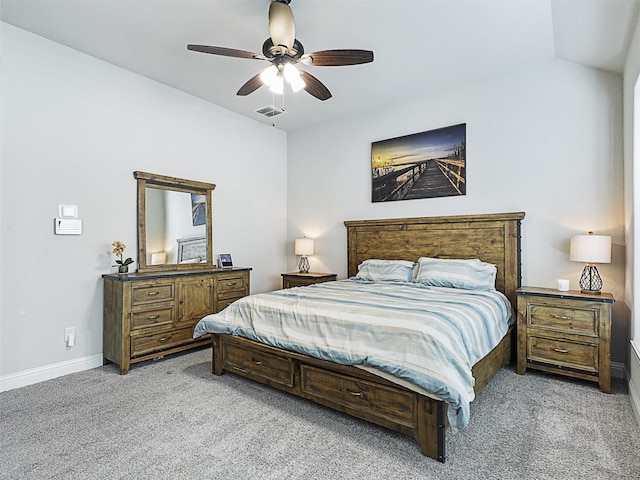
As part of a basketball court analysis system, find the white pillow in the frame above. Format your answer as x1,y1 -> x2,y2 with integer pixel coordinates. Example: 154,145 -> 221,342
413,257 -> 497,290
355,259 -> 416,282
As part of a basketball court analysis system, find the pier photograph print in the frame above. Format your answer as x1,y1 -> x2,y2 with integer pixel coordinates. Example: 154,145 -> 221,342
371,123 -> 466,202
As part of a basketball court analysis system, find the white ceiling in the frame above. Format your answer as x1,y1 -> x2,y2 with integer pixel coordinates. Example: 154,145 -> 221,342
2,0 -> 639,132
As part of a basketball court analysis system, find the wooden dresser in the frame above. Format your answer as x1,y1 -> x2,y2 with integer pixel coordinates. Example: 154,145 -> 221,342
516,286 -> 613,393
103,268 -> 250,374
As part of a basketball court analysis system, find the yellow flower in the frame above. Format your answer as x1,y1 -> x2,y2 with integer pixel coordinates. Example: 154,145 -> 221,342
112,240 -> 125,256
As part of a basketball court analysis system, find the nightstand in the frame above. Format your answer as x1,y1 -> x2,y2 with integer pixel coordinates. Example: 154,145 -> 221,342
516,286 -> 613,393
281,272 -> 337,289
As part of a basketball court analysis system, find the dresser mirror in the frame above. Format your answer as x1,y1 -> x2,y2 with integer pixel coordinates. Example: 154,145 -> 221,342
134,171 -> 216,273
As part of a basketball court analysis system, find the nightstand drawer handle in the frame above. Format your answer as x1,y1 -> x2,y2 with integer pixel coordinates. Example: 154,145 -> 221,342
251,359 -> 263,366
551,347 -> 570,354
346,389 -> 364,397
549,314 -> 572,320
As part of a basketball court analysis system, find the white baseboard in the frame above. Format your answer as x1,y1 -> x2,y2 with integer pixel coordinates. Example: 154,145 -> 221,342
0,354 -> 103,392
630,341 -> 640,428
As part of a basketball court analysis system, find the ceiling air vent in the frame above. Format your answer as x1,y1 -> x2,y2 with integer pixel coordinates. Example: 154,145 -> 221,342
254,105 -> 287,118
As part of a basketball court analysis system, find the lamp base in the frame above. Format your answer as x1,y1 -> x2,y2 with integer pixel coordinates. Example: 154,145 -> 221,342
298,256 -> 310,274
579,264 -> 603,295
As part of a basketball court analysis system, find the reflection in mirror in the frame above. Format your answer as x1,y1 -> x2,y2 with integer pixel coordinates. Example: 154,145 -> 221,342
134,171 -> 216,273
145,187 -> 208,265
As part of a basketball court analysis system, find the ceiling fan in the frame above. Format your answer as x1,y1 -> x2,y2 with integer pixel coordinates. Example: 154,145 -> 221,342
187,0 -> 374,101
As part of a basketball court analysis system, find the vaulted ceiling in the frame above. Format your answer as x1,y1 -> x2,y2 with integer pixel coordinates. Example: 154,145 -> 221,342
2,0 -> 638,132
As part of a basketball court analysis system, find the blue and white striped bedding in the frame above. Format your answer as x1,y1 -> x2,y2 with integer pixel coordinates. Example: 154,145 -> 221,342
193,279 -> 512,432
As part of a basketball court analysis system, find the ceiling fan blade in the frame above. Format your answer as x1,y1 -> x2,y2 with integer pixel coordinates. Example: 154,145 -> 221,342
236,73 -> 264,96
269,1 -> 295,51
187,44 -> 263,60
301,49 -> 374,66
299,71 -> 332,101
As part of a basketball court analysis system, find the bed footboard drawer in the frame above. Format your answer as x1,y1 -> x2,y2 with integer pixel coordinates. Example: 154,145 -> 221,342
223,341 -> 295,388
300,365 -> 417,428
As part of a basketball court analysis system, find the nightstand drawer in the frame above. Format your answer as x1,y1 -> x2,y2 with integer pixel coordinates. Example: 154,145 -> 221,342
282,272 -> 337,289
528,304 -> 598,336
527,336 -> 598,373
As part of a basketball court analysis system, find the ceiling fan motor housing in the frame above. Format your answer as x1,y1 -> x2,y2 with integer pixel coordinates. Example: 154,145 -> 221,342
262,38 -> 304,59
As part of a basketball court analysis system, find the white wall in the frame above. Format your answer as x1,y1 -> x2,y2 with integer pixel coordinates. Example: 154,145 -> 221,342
624,12 -> 640,426
0,24 -> 288,384
287,59 -> 626,362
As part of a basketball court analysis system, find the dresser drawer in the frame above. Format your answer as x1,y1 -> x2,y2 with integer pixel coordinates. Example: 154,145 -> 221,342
527,336 -> 598,373
528,303 -> 598,336
222,341 -> 294,388
131,283 -> 174,306
300,365 -> 416,428
216,273 -> 248,299
130,327 -> 194,357
131,307 -> 174,330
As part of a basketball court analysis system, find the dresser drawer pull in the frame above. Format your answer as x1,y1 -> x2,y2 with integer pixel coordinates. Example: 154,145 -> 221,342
146,315 -> 160,320
345,389 -> 364,397
551,347 -> 570,354
226,283 -> 235,287
158,335 -> 172,343
549,314 -> 572,320
145,291 -> 160,297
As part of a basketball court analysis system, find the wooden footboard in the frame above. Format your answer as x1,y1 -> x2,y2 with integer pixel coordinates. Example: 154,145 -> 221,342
210,328 -> 512,462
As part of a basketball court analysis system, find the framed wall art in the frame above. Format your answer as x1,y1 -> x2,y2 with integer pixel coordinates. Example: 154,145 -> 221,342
371,123 -> 466,202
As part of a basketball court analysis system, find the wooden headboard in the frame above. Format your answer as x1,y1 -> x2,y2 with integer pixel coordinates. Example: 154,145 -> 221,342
344,212 -> 525,307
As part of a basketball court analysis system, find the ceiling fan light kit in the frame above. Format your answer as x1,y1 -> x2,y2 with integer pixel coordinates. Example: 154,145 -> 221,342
187,0 -> 374,101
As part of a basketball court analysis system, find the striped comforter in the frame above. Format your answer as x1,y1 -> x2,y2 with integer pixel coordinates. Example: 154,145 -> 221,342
193,279 -> 512,432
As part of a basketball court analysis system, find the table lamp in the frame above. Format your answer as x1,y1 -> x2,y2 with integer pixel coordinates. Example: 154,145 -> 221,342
569,231 -> 611,294
294,237 -> 314,273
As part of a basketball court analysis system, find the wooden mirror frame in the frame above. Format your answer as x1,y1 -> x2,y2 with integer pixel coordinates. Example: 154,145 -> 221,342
134,171 -> 216,273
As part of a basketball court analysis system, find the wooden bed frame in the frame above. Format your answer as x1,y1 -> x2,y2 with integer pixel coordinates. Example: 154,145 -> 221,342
209,212 -> 525,462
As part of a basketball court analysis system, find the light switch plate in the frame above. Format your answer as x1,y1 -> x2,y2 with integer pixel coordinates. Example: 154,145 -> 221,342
54,218 -> 82,235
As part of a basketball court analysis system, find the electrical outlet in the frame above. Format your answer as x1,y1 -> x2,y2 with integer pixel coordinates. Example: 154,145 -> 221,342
65,327 -> 76,347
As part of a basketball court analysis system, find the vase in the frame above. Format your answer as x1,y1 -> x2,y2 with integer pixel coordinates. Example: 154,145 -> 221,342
118,265 -> 129,274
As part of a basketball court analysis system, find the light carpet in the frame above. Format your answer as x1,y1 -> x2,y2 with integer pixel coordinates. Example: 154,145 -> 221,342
1,348 -> 638,480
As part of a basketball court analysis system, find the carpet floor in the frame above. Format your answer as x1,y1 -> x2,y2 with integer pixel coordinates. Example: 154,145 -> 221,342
1,349 -> 638,479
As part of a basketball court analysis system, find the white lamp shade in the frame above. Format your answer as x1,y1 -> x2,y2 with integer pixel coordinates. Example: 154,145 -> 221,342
260,65 -> 278,86
570,233 -> 611,264
151,252 -> 166,265
295,238 -> 315,256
